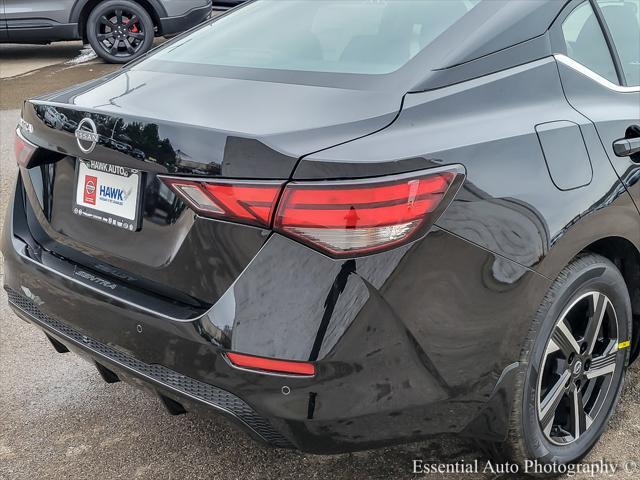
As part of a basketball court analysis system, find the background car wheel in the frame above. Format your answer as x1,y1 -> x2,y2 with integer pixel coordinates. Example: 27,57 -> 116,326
491,254 -> 632,468
86,0 -> 155,64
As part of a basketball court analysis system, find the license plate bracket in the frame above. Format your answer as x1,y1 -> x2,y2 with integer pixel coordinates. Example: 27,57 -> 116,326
73,159 -> 143,231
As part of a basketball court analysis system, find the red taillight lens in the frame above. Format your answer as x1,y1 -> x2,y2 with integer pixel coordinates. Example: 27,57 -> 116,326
161,166 -> 462,256
15,128 -> 38,167
226,352 -> 316,376
161,178 -> 284,228
274,167 -> 462,257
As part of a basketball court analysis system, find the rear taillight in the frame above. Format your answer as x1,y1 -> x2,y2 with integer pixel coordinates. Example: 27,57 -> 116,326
15,128 -> 38,168
274,167 -> 462,257
161,166 -> 462,257
161,178 -> 284,228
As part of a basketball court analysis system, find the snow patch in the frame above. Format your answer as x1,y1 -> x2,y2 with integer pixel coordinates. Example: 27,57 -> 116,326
66,45 -> 98,65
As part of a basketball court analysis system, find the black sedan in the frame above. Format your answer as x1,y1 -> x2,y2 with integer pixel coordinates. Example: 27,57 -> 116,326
4,0 -> 640,469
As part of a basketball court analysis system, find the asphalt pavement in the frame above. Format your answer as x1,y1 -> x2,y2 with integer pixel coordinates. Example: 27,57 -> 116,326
0,42 -> 86,79
0,43 -> 638,480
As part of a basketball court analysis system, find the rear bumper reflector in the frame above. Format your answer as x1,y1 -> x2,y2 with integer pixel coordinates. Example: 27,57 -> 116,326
226,352 -> 316,376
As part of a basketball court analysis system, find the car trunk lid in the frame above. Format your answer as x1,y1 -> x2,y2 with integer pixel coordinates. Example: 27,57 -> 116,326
17,70 -> 403,307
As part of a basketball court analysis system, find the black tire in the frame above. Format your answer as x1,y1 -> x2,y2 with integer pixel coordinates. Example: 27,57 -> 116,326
86,0 -> 155,64
490,254 -> 631,471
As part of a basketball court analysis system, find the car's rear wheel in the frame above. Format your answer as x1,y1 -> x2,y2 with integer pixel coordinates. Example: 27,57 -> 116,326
87,0 -> 155,64
491,254 -> 631,469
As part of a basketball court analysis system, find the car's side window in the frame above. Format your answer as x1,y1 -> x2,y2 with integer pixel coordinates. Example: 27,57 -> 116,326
561,1 -> 619,84
596,0 -> 640,86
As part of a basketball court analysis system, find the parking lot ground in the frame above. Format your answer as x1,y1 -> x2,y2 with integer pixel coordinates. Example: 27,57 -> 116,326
0,46 -> 119,110
0,42 -> 87,79
0,46 -> 638,480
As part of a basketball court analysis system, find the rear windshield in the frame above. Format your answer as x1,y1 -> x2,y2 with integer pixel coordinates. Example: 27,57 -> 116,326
151,0 -> 480,75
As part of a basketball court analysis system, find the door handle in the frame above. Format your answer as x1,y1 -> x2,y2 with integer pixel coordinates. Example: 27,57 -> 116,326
613,137 -> 640,157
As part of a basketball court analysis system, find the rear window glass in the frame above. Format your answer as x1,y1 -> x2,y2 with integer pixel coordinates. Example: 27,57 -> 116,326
151,0 -> 479,75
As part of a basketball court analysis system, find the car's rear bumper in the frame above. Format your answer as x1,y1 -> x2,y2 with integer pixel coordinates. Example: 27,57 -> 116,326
159,2 -> 213,36
5,286 -> 292,448
1,178 -> 303,449
2,175 -> 550,453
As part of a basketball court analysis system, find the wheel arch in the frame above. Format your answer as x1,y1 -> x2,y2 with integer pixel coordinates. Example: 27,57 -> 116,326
74,0 -> 163,43
581,236 -> 640,363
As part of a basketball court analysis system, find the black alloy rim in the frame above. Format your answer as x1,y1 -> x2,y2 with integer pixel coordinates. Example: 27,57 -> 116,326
96,8 -> 147,57
537,291 -> 621,445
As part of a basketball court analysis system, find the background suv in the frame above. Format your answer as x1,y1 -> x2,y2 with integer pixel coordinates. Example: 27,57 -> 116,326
212,1 -> 245,10
0,0 -> 213,63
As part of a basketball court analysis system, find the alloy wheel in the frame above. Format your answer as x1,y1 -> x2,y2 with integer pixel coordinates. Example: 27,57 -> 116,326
95,8 -> 147,58
537,291 -> 621,445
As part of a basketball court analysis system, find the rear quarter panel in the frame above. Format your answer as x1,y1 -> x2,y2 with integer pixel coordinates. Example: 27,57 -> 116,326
250,56 -> 639,443
295,57 -> 640,279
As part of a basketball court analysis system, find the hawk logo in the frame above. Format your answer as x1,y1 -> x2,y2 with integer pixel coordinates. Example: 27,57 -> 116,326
99,185 -> 132,203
